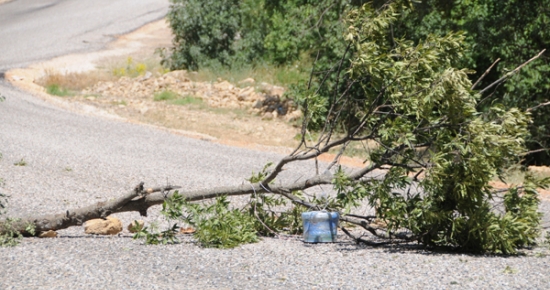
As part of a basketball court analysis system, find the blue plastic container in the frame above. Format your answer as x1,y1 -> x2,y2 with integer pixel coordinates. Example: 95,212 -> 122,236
302,211 -> 339,243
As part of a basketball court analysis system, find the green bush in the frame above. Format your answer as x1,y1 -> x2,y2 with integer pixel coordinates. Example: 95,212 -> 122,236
153,90 -> 179,102
163,0 -> 267,70
163,0 -> 355,70
183,196 -> 259,248
46,84 -> 73,97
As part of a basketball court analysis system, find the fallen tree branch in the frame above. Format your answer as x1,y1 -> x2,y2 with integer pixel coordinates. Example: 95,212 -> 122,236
0,184 -> 181,235
341,227 -> 399,247
0,169 -> 340,235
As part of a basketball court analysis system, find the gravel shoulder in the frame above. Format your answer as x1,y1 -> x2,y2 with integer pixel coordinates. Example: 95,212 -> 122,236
1,18 -> 550,290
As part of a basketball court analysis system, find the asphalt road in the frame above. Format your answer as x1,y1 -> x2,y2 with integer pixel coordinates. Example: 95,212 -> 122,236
0,0 -> 169,71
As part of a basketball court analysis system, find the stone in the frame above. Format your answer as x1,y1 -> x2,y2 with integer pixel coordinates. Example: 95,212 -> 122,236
215,81 -> 234,91
84,216 -> 123,235
140,71 -> 153,81
179,227 -> 196,234
38,230 -> 57,238
164,70 -> 187,79
270,85 -> 285,97
238,77 -> 255,85
284,109 -> 303,122
127,220 -> 145,233
11,75 -> 23,81
262,112 -> 274,120
238,87 -> 255,100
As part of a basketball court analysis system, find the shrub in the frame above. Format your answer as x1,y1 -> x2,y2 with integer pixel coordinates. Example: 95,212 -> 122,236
163,0 -> 266,71
46,84 -> 73,97
153,90 -> 179,102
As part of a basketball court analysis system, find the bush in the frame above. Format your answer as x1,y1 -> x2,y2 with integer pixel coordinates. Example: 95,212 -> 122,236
163,0 -> 267,70
163,0 -> 355,70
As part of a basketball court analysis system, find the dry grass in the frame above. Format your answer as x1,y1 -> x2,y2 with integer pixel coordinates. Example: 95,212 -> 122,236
186,61 -> 311,88
37,69 -> 116,92
37,56 -> 167,94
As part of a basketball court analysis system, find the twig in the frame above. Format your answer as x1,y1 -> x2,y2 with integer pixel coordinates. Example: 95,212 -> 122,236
250,183 -> 278,236
471,58 -> 500,90
520,148 -> 550,155
344,213 -> 376,221
341,227 -> 403,247
307,50 -> 320,90
527,101 -> 550,112
479,49 -> 546,94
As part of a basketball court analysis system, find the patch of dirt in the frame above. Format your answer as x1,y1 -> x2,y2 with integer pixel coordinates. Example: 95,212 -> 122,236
76,70 -> 303,149
6,19 -> 362,163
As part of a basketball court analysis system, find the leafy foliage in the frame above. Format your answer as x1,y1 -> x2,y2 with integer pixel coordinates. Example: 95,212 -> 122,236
132,195 -> 182,245
183,196 -> 259,248
165,0 -> 549,164
163,0 -> 357,71
312,3 -> 546,254
134,192 -> 259,248
377,0 -> 550,165
162,0 -> 267,70
0,217 -> 35,247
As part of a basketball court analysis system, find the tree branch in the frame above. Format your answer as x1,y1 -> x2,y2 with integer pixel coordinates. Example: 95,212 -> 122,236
479,49 -> 545,94
471,58 -> 500,90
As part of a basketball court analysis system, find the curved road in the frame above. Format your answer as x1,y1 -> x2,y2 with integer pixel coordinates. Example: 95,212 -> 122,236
0,0 -> 168,71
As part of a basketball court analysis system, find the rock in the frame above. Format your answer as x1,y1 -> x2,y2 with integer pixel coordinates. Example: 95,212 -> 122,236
139,107 -> 149,114
140,71 -> 152,81
238,87 -> 255,100
215,81 -> 234,91
84,216 -> 122,235
38,230 -> 57,238
164,70 -> 187,79
284,109 -> 303,122
127,220 -> 145,233
179,227 -> 196,234
262,112 -> 274,120
238,77 -> 255,85
11,75 -> 23,81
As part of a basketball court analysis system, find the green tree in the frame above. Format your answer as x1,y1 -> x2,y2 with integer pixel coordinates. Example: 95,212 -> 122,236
162,0 -> 267,70
301,2 -> 546,253
383,0 -> 550,165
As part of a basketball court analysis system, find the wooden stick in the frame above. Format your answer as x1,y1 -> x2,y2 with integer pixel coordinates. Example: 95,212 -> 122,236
471,58 -> 500,90
479,49 -> 546,94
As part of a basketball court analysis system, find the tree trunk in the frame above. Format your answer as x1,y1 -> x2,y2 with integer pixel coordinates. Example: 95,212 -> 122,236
0,173 -> 338,235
